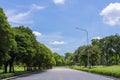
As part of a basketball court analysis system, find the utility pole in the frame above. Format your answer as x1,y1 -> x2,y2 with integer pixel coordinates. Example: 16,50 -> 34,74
76,27 -> 90,68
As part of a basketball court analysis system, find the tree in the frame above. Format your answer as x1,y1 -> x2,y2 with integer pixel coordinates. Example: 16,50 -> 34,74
0,8 -> 15,73
92,34 -> 120,66
65,52 -> 74,66
79,46 -> 88,67
0,8 -> 56,72
74,45 -> 100,67
53,53 -> 65,66
111,34 -> 120,65
74,46 -> 85,64
8,34 -> 17,73
88,45 -> 100,67
14,26 -> 36,71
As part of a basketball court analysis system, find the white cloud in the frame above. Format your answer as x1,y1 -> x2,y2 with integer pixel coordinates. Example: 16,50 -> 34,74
33,31 -> 42,37
5,4 -> 45,24
37,32 -> 63,42
53,0 -> 65,4
100,2 -> 120,26
51,47 -> 60,51
6,10 -> 33,24
50,41 -> 66,45
32,4 -> 45,10
93,37 -> 101,40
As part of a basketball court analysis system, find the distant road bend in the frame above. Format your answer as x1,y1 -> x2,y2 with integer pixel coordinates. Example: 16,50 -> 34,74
13,68 -> 119,80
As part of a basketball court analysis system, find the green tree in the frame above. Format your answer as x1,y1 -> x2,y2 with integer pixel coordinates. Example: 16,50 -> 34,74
65,52 -> 74,66
33,42 -> 55,69
53,53 -> 65,66
79,46 -> 88,67
111,34 -> 120,65
14,26 -> 36,71
8,33 -> 17,73
74,46 -> 85,64
0,8 -> 15,73
92,34 -> 120,66
88,45 -> 100,67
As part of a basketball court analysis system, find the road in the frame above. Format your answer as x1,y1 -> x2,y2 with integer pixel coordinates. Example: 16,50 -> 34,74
13,68 -> 119,80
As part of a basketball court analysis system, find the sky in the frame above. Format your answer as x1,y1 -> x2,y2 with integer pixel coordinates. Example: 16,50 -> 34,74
0,0 -> 120,55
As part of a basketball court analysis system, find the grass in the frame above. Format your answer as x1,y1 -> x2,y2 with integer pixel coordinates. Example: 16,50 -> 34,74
0,70 -> 33,79
0,66 -> 39,79
70,65 -> 120,78
0,66 -> 24,79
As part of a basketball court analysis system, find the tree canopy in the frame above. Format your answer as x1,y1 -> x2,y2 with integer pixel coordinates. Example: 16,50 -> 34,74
74,34 -> 120,67
0,8 -> 55,73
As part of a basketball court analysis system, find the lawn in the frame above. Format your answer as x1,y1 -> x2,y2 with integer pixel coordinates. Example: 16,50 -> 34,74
70,65 -> 120,78
0,66 -> 27,79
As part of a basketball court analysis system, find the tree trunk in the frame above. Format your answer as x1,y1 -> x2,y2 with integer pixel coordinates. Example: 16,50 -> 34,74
9,57 -> 14,73
9,63 -> 12,73
9,61 -> 14,73
34,66 -> 37,70
24,66 -> 26,71
13,64 -> 14,73
100,54 -> 103,65
115,53 -> 118,65
4,61 -> 8,73
85,62 -> 87,67
27,66 -> 29,71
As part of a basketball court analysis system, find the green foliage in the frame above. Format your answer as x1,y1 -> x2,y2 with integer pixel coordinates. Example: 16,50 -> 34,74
53,52 -> 75,66
0,8 -> 55,73
93,34 -> 120,65
0,8 -> 14,66
65,52 -> 74,66
14,26 -> 36,69
53,53 -> 65,66
13,26 -> 55,70
74,34 -> 120,67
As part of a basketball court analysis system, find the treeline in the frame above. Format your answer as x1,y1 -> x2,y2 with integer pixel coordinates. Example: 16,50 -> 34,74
0,8 -> 55,73
53,52 -> 74,66
74,34 -> 120,67
53,34 -> 120,67
52,34 -> 120,68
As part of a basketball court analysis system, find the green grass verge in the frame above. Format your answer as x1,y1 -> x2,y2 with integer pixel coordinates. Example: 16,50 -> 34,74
0,66 -> 25,79
0,70 -> 33,79
0,66 -> 41,79
70,65 -> 120,78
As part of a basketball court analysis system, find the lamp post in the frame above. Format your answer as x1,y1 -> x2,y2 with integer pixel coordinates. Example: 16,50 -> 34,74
76,27 -> 90,68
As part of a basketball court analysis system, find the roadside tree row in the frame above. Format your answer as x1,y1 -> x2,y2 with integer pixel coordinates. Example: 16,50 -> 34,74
0,8 -> 55,73
53,52 -> 74,66
74,34 -> 120,67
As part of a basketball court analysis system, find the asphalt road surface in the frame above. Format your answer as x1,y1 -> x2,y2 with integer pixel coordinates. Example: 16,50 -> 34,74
13,68 -> 119,80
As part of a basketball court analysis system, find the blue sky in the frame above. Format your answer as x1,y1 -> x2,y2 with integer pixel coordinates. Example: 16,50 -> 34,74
1,0 -> 120,55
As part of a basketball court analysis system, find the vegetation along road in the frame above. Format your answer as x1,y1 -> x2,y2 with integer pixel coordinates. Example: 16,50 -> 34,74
13,68 -> 118,80
1,1 -> 120,80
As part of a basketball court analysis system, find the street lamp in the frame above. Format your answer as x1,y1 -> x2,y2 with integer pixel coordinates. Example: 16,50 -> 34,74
76,27 -> 90,68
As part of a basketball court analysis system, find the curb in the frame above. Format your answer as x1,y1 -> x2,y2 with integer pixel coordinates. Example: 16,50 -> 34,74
2,70 -> 46,80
